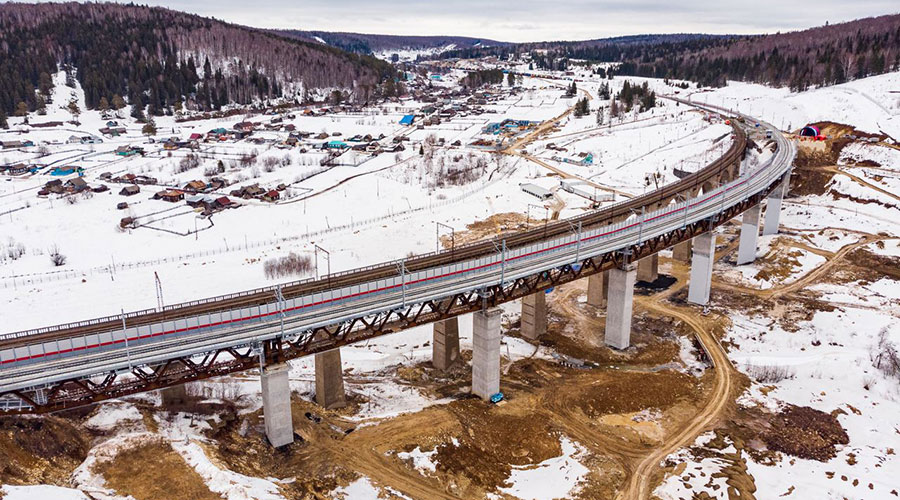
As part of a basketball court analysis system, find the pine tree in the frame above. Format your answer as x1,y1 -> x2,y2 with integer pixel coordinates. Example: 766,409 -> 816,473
98,97 -> 109,112
112,94 -> 126,111
14,102 -> 28,117
0,109 -> 8,129
130,95 -> 145,121
38,72 -> 53,97
142,117 -> 156,136
67,99 -> 81,122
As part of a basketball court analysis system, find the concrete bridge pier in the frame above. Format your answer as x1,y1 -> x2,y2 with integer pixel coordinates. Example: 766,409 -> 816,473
737,204 -> 762,265
433,317 -> 460,371
688,231 -> 716,305
472,308 -> 502,400
586,271 -> 608,308
315,349 -> 346,409
636,254 -> 659,283
763,175 -> 790,235
605,263 -> 636,350
521,291 -> 547,340
672,240 -> 692,262
260,362 -> 294,447
160,383 -> 187,406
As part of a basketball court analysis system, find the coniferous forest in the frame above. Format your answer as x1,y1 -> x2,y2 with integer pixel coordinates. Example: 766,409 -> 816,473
441,14 -> 900,91
0,2 -> 395,118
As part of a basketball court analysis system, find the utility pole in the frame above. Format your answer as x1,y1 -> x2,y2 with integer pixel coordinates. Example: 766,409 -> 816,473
436,222 -> 454,254
314,244 -> 330,282
154,272 -> 164,311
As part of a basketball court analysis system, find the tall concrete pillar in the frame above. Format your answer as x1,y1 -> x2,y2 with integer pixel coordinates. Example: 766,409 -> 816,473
433,317 -> 460,371
160,383 -> 187,406
737,204 -> 761,265
673,240 -> 692,262
472,308 -> 502,400
688,232 -> 716,305
521,292 -> 547,340
636,254 -> 659,283
605,263 -> 636,350
586,271 -> 608,308
763,175 -> 789,236
315,349 -> 346,410
261,363 -> 294,447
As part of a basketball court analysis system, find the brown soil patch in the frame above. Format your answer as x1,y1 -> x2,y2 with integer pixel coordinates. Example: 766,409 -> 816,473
730,404 -> 849,463
93,439 -> 220,500
790,166 -> 836,196
433,403 -> 563,491
811,121 -> 886,142
0,416 -> 91,486
845,247 -> 900,281
574,370 -> 699,417
764,405 -> 848,461
203,401 -> 355,498
441,212 -> 541,248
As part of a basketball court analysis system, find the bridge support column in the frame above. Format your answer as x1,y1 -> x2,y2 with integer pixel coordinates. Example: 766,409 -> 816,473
737,204 -> 761,265
521,292 -> 547,340
160,384 -> 188,406
433,317 -> 460,371
472,308 -> 502,400
763,175 -> 790,236
673,240 -> 692,262
688,232 -> 716,305
261,363 -> 293,447
315,349 -> 346,410
605,263 -> 636,350
636,254 -> 659,283
586,271 -> 608,308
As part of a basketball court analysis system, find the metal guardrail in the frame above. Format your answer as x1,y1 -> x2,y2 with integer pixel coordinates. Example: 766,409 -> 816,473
0,100 -> 748,345
0,308 -> 156,342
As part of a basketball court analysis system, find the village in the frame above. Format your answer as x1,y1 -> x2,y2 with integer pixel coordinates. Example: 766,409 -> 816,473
1,41 -> 899,500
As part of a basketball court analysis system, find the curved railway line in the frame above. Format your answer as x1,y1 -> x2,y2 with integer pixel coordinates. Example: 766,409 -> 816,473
0,94 -> 795,417
0,125 -> 746,349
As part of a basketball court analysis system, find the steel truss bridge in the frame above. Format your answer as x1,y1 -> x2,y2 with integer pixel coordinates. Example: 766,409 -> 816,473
0,100 -> 796,413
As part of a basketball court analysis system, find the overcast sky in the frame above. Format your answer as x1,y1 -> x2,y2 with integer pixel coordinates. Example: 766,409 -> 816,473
23,0 -> 900,42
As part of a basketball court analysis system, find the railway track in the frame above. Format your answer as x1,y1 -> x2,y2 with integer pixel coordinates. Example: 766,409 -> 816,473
0,125 -> 746,350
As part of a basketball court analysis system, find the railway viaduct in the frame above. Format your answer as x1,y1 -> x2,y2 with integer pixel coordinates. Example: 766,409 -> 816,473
0,101 -> 796,449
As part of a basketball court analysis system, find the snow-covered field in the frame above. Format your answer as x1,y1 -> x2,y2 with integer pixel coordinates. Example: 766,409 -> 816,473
0,71 -> 725,331
654,71 -> 900,498
695,71 -> 900,140
3,62 -> 900,500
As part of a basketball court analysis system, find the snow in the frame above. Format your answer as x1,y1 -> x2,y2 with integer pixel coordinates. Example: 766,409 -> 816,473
654,433 -> 732,500
175,441 -> 285,500
0,71 -> 734,332
0,485 -> 91,500
331,477 -> 412,500
374,44 -> 457,62
498,436 -> 590,500
396,446 -> 438,474
5,64 -> 900,500
698,71 -> 900,140
84,402 -> 144,431
839,142 -> 900,167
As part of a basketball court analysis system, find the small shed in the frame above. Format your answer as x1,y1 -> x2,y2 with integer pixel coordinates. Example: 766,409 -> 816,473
520,183 -> 553,200
156,189 -> 184,202
119,185 -> 140,196
66,177 -> 88,192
